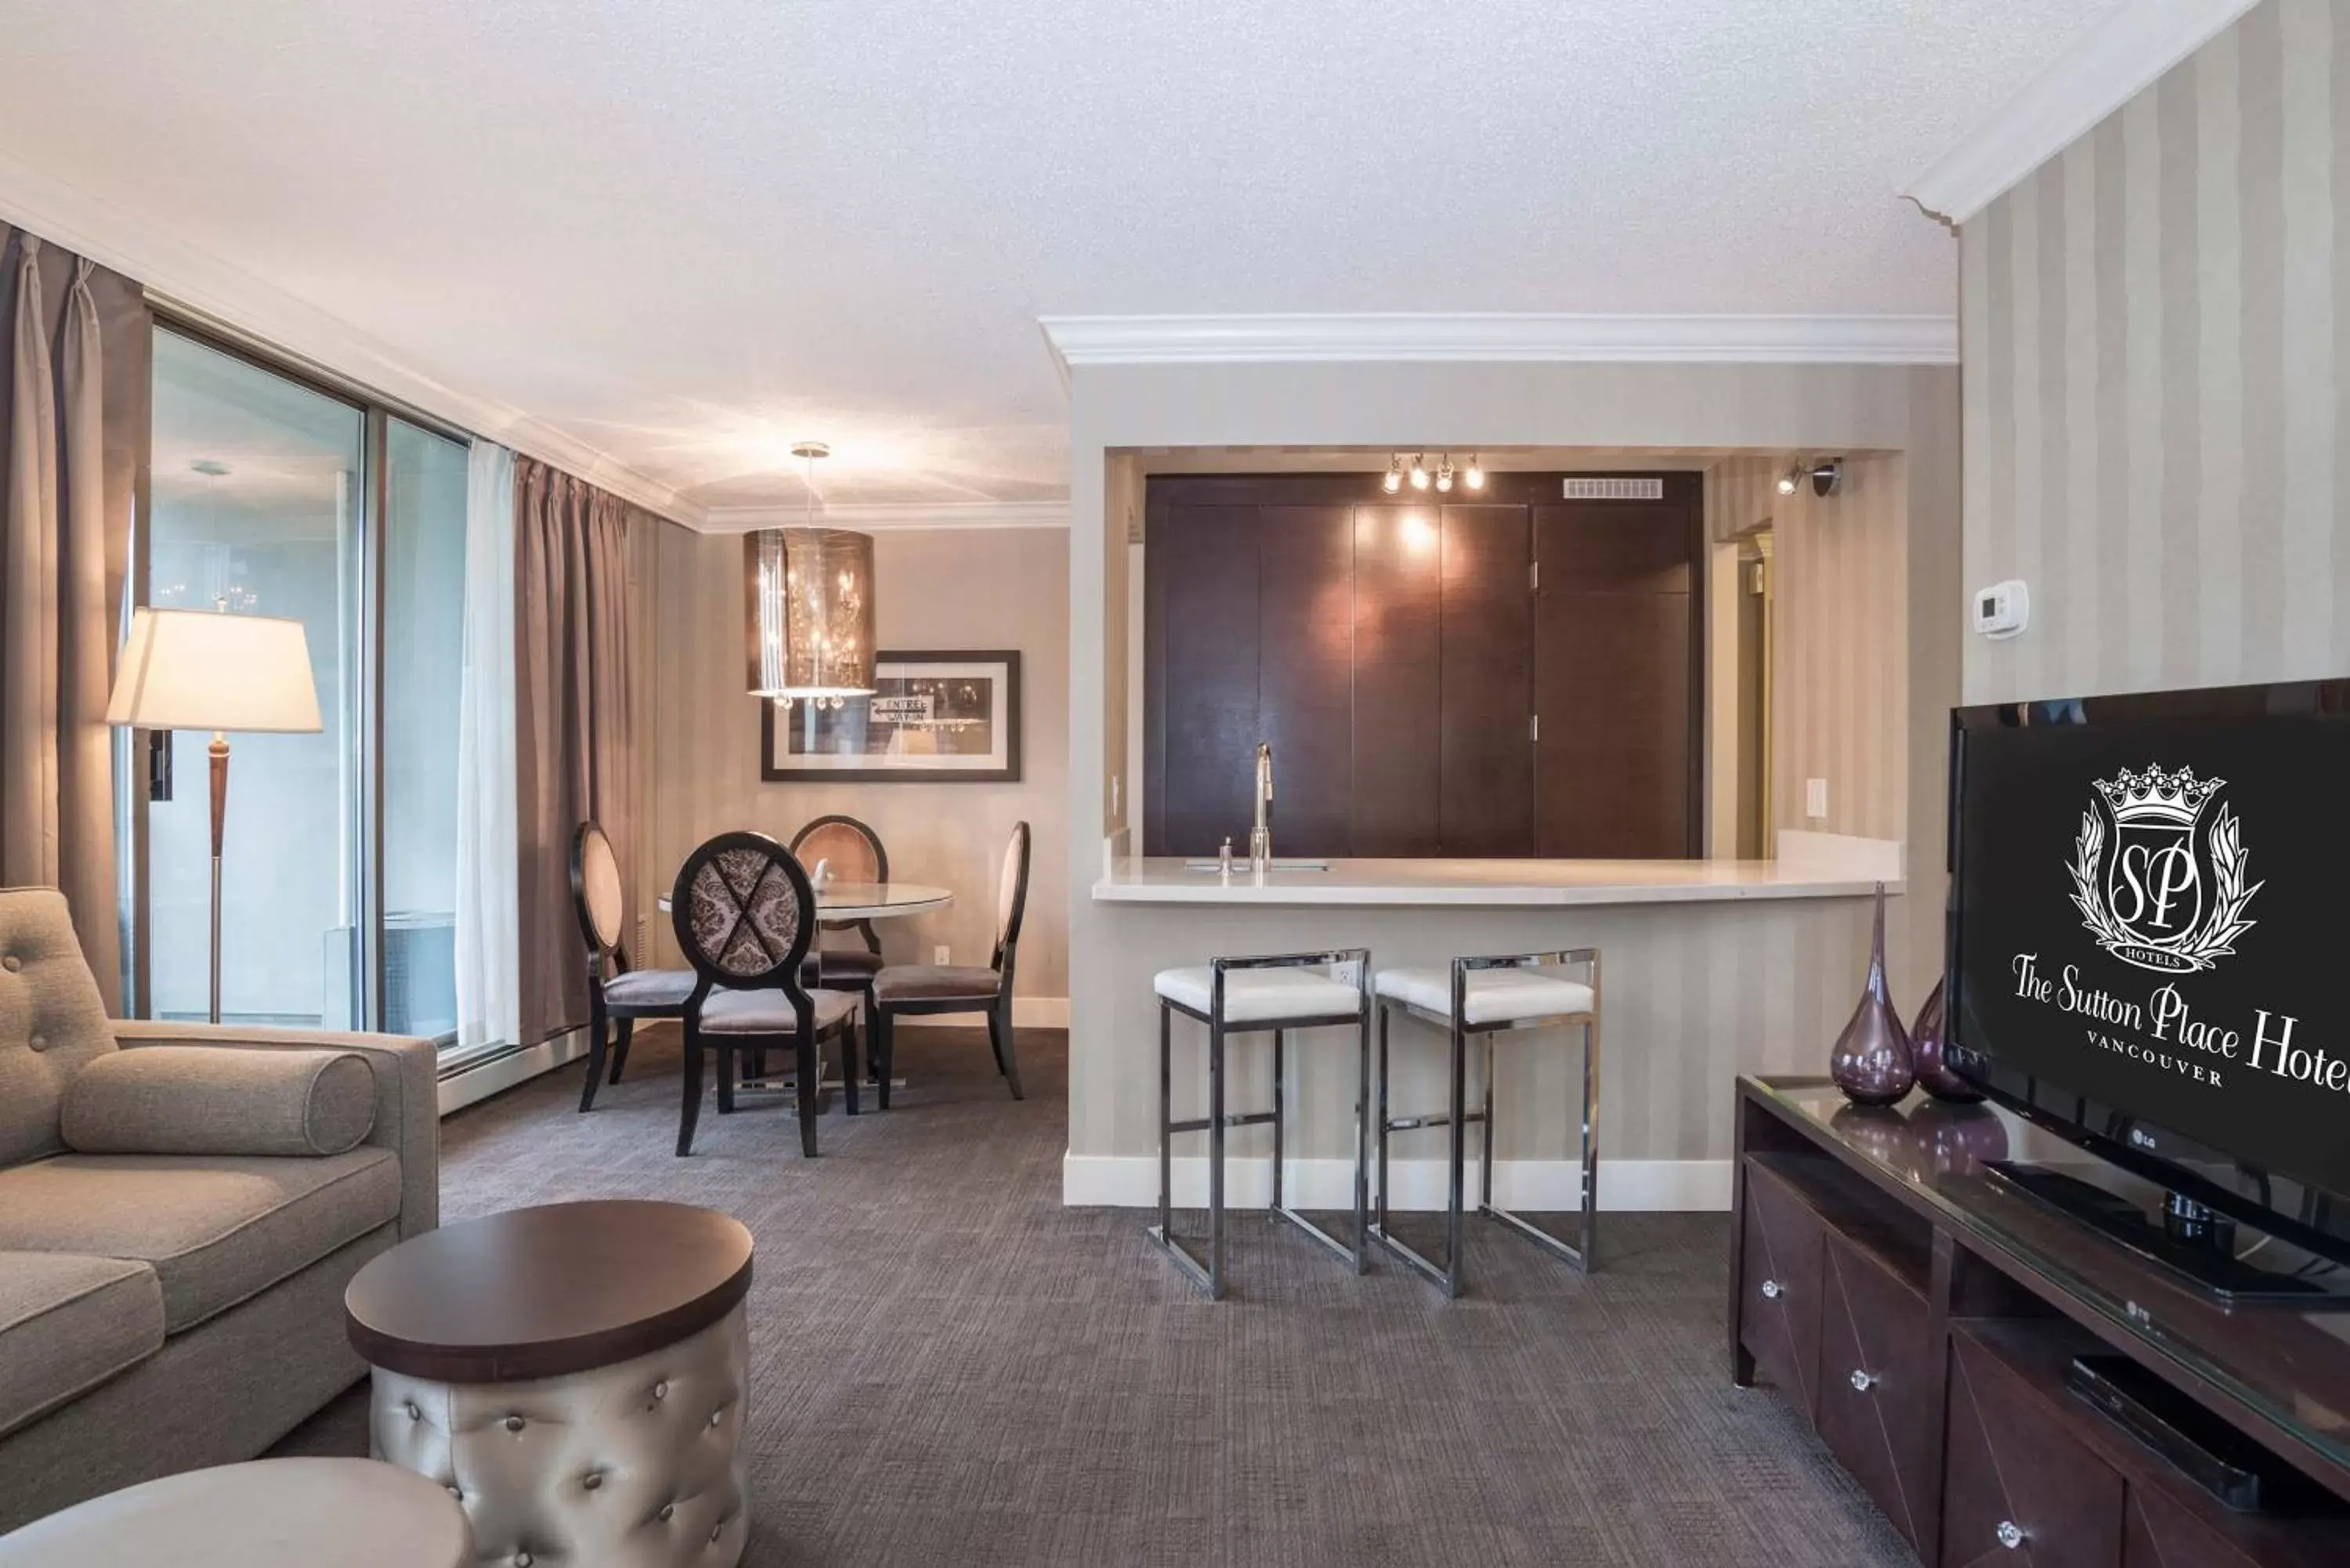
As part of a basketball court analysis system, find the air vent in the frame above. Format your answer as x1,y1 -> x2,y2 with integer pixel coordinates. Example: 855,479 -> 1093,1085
1563,478 -> 1664,500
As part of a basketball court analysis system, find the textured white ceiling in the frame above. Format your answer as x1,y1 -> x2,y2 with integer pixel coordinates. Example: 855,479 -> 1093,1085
0,0 -> 2118,509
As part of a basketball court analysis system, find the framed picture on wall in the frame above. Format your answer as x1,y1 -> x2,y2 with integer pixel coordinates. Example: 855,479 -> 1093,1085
760,649 -> 1021,783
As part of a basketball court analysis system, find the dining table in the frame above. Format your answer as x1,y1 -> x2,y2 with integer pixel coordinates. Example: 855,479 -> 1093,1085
653,880 -> 955,921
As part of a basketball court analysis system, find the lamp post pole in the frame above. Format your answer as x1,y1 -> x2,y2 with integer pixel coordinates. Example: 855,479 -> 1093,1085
209,731 -> 229,1025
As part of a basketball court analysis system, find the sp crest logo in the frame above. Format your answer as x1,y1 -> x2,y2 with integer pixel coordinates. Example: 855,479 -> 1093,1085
2067,765 -> 2261,974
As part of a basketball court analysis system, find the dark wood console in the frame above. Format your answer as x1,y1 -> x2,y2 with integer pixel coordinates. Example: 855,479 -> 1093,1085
1733,1077 -> 2350,1567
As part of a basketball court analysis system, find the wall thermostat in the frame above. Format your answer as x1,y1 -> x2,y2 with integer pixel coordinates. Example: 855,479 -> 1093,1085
1972,580 -> 2029,640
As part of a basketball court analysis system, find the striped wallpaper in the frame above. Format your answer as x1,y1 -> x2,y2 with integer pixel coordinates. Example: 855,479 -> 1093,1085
1962,0 -> 2350,704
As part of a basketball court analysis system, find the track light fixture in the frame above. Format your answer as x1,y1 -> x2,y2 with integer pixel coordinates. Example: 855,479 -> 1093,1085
1383,451 -> 1487,494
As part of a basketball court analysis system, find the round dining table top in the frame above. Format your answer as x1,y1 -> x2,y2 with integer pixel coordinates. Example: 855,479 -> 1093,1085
655,881 -> 954,921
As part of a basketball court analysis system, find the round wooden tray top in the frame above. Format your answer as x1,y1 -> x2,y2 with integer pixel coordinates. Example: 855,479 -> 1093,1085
345,1200 -> 754,1383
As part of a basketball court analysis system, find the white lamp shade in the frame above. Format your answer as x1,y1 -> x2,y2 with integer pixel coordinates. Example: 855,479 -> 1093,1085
106,608 -> 324,733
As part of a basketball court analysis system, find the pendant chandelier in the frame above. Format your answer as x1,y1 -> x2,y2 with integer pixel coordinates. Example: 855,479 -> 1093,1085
744,441 -> 877,708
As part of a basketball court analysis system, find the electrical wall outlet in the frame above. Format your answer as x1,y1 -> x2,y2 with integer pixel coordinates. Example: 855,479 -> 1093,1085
1806,777 -> 1828,819
934,945 -> 951,966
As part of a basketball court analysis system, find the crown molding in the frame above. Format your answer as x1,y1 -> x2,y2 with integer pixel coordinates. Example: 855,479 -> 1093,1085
1039,313 -> 1958,378
697,500 -> 1069,535
1904,0 -> 2258,225
0,154 -> 703,526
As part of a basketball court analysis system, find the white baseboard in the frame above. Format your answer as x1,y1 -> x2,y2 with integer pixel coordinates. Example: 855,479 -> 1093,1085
1060,1153 -> 1730,1212
437,1028 -> 588,1115
895,996 -> 1068,1029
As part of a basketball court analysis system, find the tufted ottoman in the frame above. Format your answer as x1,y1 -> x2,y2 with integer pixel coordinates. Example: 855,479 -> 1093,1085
345,1201 -> 754,1568
0,1458 -> 471,1567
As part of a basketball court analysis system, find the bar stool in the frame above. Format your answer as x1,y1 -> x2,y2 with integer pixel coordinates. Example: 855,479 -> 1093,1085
1371,948 -> 1602,1296
1147,949 -> 1372,1300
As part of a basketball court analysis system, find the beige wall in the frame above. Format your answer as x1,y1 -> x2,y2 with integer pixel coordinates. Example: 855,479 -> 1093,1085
1962,0 -> 2348,704
646,525 -> 1071,1003
1067,359 -> 1961,1167
1771,453 -> 1912,845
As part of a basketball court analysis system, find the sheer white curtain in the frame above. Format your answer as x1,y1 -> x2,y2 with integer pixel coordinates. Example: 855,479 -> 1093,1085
454,439 -> 519,1054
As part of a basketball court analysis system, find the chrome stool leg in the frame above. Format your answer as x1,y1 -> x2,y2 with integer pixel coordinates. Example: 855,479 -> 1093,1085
1371,996 -> 1478,1298
1480,1012 -> 1600,1271
1146,999 -> 1220,1299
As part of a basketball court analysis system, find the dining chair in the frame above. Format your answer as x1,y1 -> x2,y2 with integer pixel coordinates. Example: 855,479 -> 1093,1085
788,814 -> 890,988
571,820 -> 692,1112
870,821 -> 1029,1105
670,830 -> 861,1157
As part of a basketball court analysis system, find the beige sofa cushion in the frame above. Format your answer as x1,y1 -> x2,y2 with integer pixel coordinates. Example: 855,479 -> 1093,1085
0,889 -> 118,1169
0,1252 -> 164,1440
61,1047 -> 376,1158
0,1150 -> 401,1332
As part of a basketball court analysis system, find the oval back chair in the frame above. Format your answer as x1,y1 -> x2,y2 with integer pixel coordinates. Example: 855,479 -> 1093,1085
869,820 -> 1031,1105
668,831 -> 859,1157
569,821 -> 692,1112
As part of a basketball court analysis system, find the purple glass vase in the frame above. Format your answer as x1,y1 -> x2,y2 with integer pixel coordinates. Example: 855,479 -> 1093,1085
1908,977 -> 1984,1103
1831,883 -> 1915,1106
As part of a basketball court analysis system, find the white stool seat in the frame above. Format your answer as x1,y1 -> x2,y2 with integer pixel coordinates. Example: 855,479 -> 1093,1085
1375,966 -> 1596,1026
1154,965 -> 1360,1024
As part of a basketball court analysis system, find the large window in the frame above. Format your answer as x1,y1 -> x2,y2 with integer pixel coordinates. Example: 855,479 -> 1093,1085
127,327 -> 468,1044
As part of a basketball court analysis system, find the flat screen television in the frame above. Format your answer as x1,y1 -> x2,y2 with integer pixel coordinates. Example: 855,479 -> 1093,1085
1947,679 -> 2350,1279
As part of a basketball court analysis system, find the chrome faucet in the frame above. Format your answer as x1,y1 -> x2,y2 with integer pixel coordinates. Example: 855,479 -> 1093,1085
1249,742 -> 1274,871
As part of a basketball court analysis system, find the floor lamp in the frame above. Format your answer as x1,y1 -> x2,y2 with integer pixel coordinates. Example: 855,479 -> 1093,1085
107,607 -> 324,1025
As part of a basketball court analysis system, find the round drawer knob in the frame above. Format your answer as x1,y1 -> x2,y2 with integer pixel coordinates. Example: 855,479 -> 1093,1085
1759,1280 -> 1783,1300
1996,1520 -> 2026,1550
1849,1369 -> 1878,1393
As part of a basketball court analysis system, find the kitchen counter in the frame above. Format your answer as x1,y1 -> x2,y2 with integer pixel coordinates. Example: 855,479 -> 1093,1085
1092,834 -> 1901,908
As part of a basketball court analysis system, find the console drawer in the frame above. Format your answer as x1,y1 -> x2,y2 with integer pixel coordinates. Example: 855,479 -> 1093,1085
1946,1329 -> 2124,1568
1813,1230 -> 1936,1554
2124,1487 -> 2261,1568
1739,1157 -> 1825,1415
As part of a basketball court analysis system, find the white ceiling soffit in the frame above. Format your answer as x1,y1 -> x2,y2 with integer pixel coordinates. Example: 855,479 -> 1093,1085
1039,313 -> 1959,381
0,152 -> 702,527
699,501 -> 1069,534
1904,0 -> 2260,224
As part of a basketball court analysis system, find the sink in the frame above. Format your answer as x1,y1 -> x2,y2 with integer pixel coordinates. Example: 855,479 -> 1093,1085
1180,858 -> 1330,873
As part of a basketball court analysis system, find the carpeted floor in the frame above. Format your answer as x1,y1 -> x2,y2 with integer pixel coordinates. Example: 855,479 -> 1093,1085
277,1024 -> 1911,1566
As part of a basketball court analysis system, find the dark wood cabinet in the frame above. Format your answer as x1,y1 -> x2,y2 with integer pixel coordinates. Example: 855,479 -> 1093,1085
1734,1080 -> 2350,1568
1144,473 -> 1701,858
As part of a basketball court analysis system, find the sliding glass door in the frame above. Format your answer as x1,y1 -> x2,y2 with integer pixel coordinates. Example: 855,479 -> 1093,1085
127,327 -> 468,1044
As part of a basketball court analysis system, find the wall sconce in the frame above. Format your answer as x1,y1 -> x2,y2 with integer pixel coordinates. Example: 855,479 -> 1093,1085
1778,458 -> 1845,498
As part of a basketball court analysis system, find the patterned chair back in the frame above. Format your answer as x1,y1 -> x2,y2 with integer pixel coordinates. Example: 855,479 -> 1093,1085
669,833 -> 816,995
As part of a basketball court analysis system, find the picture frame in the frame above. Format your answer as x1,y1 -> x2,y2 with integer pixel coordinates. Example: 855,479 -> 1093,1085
760,649 -> 1022,783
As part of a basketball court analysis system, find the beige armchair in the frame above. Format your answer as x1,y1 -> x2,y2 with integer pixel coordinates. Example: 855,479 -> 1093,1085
0,887 -> 440,1533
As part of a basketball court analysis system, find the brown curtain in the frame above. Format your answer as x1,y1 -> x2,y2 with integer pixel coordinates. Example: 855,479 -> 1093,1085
0,226 -> 149,1012
514,456 -> 642,1046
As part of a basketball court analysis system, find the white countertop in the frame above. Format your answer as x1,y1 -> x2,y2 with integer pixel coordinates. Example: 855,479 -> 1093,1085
1093,838 -> 1902,909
